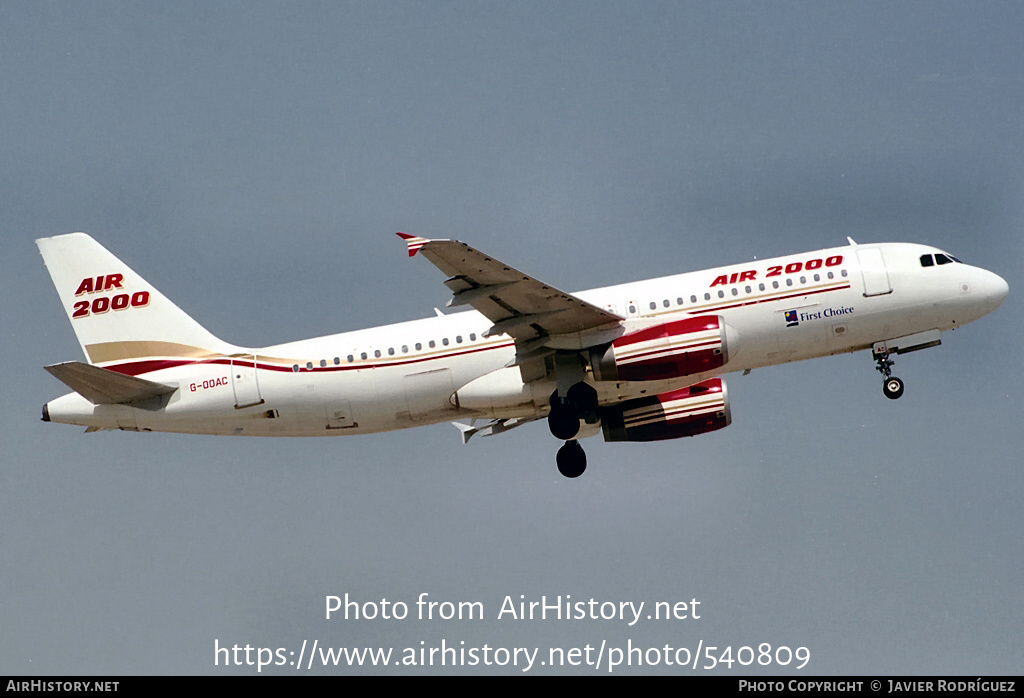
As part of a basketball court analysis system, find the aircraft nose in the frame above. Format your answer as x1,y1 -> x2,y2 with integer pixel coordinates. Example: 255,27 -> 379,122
970,264 -> 1011,313
975,268 -> 1009,313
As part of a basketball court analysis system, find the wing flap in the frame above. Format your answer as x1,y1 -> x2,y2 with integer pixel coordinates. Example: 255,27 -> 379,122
45,361 -> 178,405
451,416 -> 542,444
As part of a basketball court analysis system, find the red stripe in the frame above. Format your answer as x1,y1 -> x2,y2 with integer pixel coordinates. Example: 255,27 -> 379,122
105,359 -> 198,376
618,339 -> 720,364
614,316 -> 720,348
103,340 -> 516,377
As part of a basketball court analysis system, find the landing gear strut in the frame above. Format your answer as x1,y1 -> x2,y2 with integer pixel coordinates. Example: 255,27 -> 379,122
556,440 -> 587,478
873,348 -> 904,400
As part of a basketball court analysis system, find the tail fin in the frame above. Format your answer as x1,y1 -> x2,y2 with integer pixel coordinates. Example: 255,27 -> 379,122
36,233 -> 237,366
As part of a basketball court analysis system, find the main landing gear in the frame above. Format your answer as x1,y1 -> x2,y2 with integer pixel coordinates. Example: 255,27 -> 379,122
548,383 -> 599,478
874,348 -> 905,400
556,440 -> 587,478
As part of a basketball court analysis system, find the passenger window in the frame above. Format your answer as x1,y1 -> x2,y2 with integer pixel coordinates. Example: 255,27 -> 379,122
292,364 -> 299,373
717,290 -> 725,298
676,297 -> 683,305
320,359 -> 327,367
429,340 -> 436,348
704,293 -> 711,301
663,299 -> 670,308
374,350 -> 381,358
649,301 -> 656,310
347,355 -> 354,363
758,283 -> 765,291
772,281 -> 779,289
443,338 -> 449,346
388,347 -> 394,356
731,288 -> 738,296
456,335 -> 463,343
306,362 -> 313,370
469,333 -> 476,341
786,278 -> 793,287
361,352 -> 367,360
415,343 -> 422,351
690,295 -> 697,303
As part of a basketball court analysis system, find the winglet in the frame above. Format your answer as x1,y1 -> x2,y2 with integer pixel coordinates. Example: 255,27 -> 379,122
396,232 -> 429,257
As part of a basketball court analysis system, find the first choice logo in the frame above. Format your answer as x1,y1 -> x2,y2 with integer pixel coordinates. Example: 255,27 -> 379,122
783,306 -> 855,327
70,274 -> 150,319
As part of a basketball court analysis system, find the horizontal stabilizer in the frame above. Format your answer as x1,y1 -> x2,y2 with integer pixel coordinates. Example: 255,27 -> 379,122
45,361 -> 177,405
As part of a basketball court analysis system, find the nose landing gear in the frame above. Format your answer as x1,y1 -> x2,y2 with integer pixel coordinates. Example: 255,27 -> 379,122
874,347 -> 904,400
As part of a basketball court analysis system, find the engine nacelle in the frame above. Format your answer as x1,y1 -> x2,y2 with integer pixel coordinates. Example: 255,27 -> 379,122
601,378 -> 731,442
590,315 -> 735,382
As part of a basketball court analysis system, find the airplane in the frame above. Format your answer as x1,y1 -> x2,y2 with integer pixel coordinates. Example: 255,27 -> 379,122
38,232 -> 1008,478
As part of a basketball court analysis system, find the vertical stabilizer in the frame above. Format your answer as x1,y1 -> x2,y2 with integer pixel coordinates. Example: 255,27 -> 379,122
36,233 -> 238,365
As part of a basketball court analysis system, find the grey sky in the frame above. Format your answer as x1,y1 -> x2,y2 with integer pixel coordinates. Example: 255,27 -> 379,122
2,2 -> 1021,674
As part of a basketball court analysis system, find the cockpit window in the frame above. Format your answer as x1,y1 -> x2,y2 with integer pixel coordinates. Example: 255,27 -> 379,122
921,253 -> 962,267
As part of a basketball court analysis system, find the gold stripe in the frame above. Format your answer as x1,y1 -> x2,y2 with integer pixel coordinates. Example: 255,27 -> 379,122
85,341 -> 220,363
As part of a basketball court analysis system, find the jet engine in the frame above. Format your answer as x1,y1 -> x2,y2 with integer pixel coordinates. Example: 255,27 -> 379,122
601,378 -> 731,442
590,316 -> 736,382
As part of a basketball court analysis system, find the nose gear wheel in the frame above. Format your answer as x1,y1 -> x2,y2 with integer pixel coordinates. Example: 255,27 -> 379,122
873,348 -> 903,399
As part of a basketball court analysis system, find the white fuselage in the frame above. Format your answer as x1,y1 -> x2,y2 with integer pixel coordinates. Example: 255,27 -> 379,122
44,242 -> 1008,436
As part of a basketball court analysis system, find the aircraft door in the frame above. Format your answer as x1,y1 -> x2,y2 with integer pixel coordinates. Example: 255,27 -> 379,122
231,355 -> 264,408
856,247 -> 892,297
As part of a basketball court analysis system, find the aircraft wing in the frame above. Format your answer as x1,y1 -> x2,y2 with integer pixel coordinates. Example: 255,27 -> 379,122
398,233 -> 622,344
